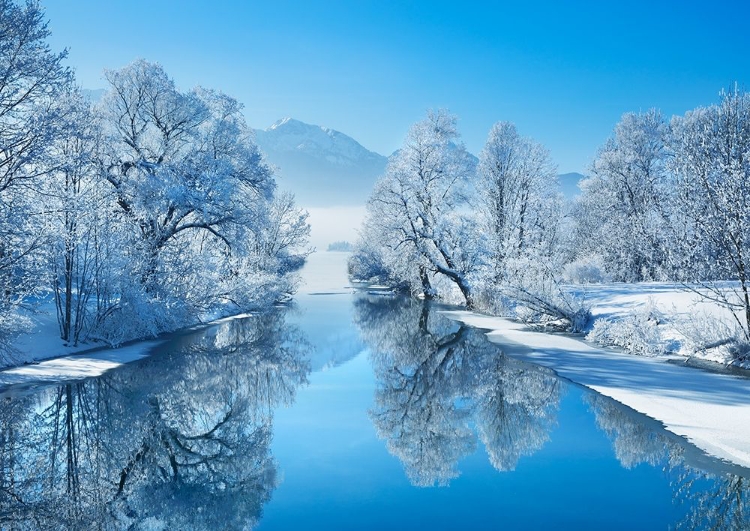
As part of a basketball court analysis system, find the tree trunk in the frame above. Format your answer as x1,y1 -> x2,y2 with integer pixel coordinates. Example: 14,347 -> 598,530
419,265 -> 435,300
63,242 -> 73,343
458,279 -> 474,310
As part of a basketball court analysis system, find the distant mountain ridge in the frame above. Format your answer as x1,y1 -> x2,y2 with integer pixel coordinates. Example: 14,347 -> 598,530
254,118 -> 387,207
76,93 -> 584,207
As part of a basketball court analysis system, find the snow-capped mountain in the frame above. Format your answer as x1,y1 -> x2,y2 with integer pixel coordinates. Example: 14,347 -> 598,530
254,118 -> 388,207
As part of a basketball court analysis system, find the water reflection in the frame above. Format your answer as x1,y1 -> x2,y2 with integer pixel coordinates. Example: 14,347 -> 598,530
356,293 -> 750,529
1,291 -> 749,529
587,394 -> 750,530
0,311 -> 309,529
354,295 -> 561,486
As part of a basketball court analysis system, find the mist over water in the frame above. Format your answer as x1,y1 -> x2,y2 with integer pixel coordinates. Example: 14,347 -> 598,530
304,206 -> 366,250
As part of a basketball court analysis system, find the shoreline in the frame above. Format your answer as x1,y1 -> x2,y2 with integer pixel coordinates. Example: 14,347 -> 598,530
0,310 -> 264,397
442,308 -> 750,470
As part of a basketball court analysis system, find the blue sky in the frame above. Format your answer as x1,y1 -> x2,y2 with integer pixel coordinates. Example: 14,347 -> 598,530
45,0 -> 750,173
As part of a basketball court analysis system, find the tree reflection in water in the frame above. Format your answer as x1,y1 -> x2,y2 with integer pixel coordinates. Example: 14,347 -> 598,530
0,310 -> 309,529
587,393 -> 750,529
357,293 -> 750,529
354,295 -> 562,486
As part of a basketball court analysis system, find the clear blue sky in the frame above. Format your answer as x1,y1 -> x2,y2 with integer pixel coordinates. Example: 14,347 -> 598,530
44,0 -> 750,173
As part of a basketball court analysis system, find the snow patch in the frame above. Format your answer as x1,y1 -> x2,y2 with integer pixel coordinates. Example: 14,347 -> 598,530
0,342 -> 156,397
442,309 -> 750,469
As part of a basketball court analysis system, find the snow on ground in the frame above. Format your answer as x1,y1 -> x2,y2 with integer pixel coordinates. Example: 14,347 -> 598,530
442,309 -> 750,469
0,251 -> 353,391
0,303 -> 254,394
575,281 -> 732,324
1,302 -> 167,396
0,343 -> 155,398
572,282 -> 742,364
10,301 -> 102,364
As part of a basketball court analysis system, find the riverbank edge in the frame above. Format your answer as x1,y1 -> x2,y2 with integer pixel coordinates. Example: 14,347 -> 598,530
0,310 -> 263,394
441,308 -> 750,470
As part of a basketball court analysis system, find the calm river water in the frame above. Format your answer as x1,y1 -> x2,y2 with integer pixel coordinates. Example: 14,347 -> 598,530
0,252 -> 747,529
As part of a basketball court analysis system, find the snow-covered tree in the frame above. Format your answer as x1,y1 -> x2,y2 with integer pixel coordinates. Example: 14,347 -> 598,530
43,90 -> 109,345
91,60 -> 308,342
0,0 -> 73,357
476,121 -> 559,284
351,110 -> 479,306
349,206 -> 427,293
668,88 -> 750,340
0,0 -> 71,194
352,115 -> 587,328
472,121 -> 588,329
575,110 -> 669,282
100,61 -> 272,285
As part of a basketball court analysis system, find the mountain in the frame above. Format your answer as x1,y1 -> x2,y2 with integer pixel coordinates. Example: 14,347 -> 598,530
254,118 -> 388,207
558,172 -> 585,200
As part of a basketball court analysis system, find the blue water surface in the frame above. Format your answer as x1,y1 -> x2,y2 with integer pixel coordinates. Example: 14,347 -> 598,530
0,257 -> 747,529
260,291 -> 696,531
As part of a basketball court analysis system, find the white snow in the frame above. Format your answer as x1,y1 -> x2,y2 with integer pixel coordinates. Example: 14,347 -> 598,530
0,301 -> 162,394
442,308 -> 750,469
8,301 -> 104,363
576,282 -> 727,321
574,281 -> 742,364
0,301 -> 254,394
0,343 -> 154,395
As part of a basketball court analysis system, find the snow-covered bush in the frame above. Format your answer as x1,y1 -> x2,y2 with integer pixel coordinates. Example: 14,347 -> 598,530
562,254 -> 611,284
472,282 -> 515,317
348,244 -> 391,282
512,292 -> 591,333
676,311 -> 750,367
587,300 -> 664,356
499,255 -> 591,333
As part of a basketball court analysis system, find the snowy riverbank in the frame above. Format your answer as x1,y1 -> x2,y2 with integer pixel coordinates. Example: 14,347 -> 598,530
0,252 -> 352,393
442,304 -> 750,469
0,308 -> 268,397
573,281 -> 749,367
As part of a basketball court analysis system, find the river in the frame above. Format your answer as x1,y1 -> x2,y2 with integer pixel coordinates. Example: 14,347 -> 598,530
0,252 -> 747,529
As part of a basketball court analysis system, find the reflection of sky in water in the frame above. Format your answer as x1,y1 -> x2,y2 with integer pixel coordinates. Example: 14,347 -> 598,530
262,288 -> 730,530
292,293 -> 364,372
294,252 -> 365,371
